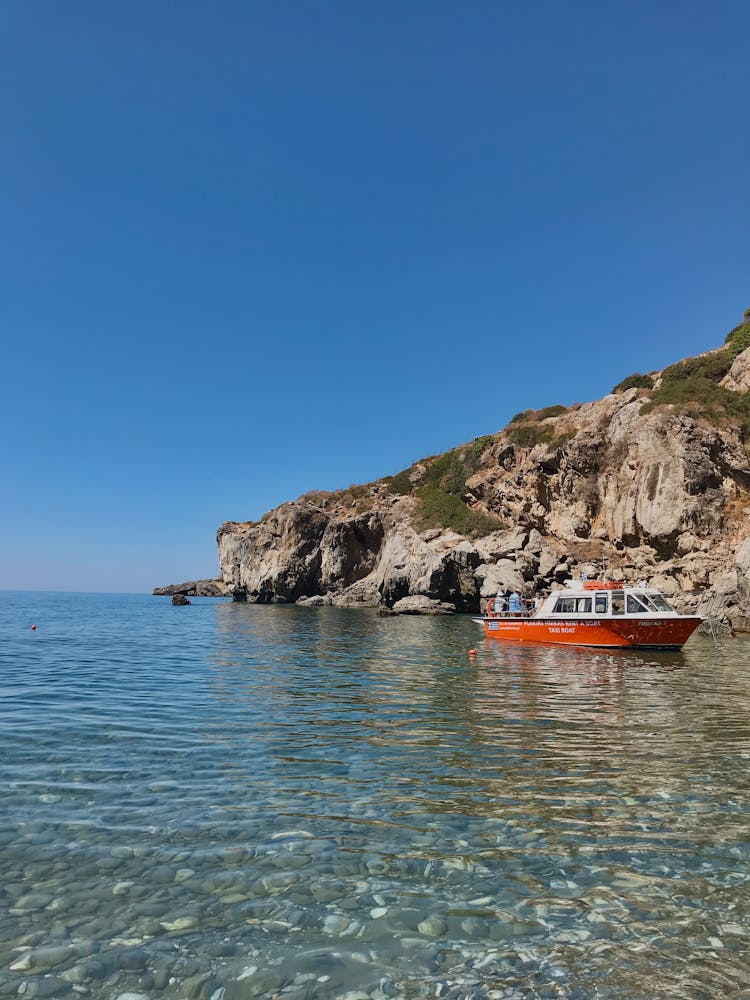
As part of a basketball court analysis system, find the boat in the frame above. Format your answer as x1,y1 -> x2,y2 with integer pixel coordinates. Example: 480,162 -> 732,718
472,580 -> 703,650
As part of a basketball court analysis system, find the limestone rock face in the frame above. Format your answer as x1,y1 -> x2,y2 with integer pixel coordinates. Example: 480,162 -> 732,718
475,560 -> 525,597
735,537 -> 750,605
218,503 -> 328,603
320,513 -> 384,590
212,352 -> 750,627
217,501 -> 482,612
597,414 -> 726,552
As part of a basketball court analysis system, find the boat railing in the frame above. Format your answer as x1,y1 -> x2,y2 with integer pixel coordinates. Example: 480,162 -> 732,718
483,605 -> 536,619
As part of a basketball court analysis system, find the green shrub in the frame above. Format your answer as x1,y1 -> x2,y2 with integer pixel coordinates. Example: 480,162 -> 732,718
413,483 -> 499,536
643,363 -> 750,439
613,372 -> 654,393
383,436 -> 498,535
418,436 -> 492,496
661,352 -> 732,384
536,404 -> 568,420
385,468 -> 414,495
507,423 -> 575,451
510,409 -> 534,423
384,436 -> 494,514
725,321 -> 750,357
642,336 -> 750,438
507,422 -> 554,448
342,483 -> 368,501
510,405 -> 566,424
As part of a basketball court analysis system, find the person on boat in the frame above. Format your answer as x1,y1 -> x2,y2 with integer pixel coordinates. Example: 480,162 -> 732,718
533,593 -> 544,613
493,590 -> 508,613
508,590 -> 523,615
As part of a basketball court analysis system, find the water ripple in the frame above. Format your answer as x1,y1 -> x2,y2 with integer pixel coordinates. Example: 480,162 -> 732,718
1,592 -> 749,998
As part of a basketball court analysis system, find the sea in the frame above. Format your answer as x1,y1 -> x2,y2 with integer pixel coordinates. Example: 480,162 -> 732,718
2,591 -> 750,1000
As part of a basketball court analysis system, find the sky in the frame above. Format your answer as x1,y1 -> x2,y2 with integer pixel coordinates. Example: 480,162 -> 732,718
1,1 -> 748,592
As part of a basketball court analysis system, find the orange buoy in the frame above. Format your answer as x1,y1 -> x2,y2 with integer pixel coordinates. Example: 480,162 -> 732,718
31,625 -> 37,630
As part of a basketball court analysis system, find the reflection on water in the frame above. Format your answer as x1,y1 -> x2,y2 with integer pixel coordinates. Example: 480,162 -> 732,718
1,592 -> 750,999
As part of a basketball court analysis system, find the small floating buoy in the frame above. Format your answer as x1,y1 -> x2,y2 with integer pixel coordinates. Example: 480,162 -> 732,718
31,625 -> 37,630
468,648 -> 477,656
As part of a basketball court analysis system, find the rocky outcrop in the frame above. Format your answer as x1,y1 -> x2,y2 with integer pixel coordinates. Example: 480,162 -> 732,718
209,333 -> 750,627
722,350 -> 750,393
218,501 -> 482,612
154,579 -> 229,598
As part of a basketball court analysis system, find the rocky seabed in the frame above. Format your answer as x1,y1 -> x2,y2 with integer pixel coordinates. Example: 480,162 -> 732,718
4,593 -> 750,1000
3,806 -> 750,1000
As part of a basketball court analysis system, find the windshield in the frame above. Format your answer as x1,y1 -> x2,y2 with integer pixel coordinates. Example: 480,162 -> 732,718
647,593 -> 675,612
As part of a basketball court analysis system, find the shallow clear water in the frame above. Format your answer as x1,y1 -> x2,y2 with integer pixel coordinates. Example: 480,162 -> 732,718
2,592 -> 750,1000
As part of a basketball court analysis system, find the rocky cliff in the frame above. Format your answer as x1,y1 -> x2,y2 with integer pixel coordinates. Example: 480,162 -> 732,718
216,315 -> 750,627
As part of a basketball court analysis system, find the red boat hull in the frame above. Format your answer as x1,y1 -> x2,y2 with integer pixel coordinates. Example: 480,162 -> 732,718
478,615 -> 702,649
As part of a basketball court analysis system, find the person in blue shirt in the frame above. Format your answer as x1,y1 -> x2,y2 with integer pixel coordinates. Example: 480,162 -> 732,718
508,591 -> 523,615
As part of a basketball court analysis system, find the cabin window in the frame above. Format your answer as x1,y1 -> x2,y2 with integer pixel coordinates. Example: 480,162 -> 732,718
611,590 -> 625,615
595,593 -> 608,614
553,597 -> 576,614
627,594 -> 648,613
553,596 -> 592,614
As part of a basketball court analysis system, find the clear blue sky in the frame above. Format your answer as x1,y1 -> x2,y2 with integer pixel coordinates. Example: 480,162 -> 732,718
1,1 -> 748,592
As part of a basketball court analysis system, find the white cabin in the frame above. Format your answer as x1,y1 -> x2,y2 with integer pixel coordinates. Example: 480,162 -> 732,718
535,581 -> 678,619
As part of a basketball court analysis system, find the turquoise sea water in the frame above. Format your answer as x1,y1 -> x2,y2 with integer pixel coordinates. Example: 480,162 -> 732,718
2,591 -> 750,1000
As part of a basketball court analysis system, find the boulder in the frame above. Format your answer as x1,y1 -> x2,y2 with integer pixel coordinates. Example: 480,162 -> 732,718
171,594 -> 191,606
331,579 -> 381,607
474,527 -> 528,561
390,596 -> 455,615
647,573 -> 680,596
